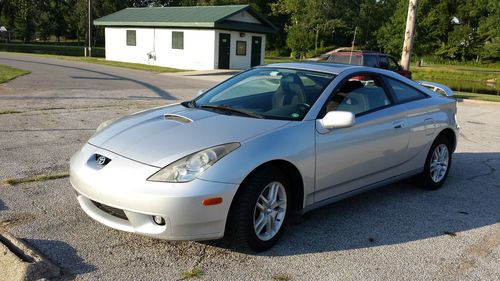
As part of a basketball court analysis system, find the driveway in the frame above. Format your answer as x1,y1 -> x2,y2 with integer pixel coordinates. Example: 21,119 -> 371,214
0,53 -> 499,280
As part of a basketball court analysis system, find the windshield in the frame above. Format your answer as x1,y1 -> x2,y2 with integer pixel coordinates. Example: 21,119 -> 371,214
190,68 -> 335,120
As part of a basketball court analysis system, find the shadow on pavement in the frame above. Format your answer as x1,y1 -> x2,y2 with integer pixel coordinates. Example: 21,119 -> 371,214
185,70 -> 241,76
208,152 -> 500,256
0,199 -> 6,211
0,95 -> 165,101
25,238 -> 96,277
0,57 -> 175,100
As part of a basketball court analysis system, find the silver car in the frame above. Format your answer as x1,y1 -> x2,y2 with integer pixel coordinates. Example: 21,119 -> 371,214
70,63 -> 459,251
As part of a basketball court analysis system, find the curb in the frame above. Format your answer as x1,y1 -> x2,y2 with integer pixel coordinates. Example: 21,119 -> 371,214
0,229 -> 61,281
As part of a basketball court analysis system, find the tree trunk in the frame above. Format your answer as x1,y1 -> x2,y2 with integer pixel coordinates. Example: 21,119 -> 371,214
315,28 -> 319,54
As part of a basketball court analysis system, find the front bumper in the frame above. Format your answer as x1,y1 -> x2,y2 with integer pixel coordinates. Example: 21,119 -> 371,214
70,144 -> 239,240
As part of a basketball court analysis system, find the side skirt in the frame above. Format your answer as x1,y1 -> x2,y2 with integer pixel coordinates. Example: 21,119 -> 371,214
300,168 -> 422,215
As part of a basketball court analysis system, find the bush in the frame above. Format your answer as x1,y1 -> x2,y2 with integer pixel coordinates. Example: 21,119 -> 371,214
0,43 -> 105,57
265,48 -> 291,57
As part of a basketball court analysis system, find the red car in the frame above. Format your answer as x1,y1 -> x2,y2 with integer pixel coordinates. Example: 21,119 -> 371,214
326,50 -> 412,79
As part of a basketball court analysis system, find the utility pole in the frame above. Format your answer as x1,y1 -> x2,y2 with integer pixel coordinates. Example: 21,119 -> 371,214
349,26 -> 357,64
401,0 -> 418,71
87,0 -> 92,57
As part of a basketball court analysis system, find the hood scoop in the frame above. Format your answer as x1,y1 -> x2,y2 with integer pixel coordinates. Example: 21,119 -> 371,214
164,114 -> 192,124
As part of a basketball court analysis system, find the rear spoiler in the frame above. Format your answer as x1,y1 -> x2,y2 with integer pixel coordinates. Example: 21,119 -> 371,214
416,81 -> 454,97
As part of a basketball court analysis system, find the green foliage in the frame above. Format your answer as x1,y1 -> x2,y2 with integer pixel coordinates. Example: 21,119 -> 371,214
272,0 -> 343,58
0,0 -> 498,62
14,0 -> 36,42
0,43 -> 105,57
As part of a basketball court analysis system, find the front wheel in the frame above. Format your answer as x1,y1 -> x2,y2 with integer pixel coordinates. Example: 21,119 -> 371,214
415,135 -> 452,190
226,167 -> 290,252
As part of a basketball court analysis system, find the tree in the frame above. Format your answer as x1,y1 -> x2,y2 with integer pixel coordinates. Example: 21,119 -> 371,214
476,0 -> 500,61
14,0 -> 36,42
272,0 -> 343,57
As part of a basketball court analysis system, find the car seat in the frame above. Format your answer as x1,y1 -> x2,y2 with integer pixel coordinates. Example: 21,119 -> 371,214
272,74 -> 306,108
326,80 -> 364,112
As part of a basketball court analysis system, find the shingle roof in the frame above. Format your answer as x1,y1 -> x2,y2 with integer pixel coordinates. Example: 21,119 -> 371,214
94,5 -> 278,34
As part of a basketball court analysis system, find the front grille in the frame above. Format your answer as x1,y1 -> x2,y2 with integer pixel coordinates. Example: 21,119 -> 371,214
91,200 -> 128,220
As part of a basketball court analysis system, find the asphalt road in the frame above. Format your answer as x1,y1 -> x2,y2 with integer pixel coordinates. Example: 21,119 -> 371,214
0,53 -> 499,281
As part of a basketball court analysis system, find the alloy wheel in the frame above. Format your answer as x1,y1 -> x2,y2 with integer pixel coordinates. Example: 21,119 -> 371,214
253,181 -> 287,241
430,144 -> 449,183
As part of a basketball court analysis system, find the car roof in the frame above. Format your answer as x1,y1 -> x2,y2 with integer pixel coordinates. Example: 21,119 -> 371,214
262,62 -> 359,75
332,51 -> 385,56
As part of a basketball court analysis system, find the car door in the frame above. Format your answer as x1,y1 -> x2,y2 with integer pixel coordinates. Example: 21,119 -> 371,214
314,73 -> 410,202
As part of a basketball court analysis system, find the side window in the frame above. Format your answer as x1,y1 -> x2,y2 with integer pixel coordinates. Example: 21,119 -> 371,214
388,57 -> 400,71
386,77 -> 427,103
172,31 -> 184,50
363,55 -> 378,67
324,74 -> 391,116
126,30 -> 136,46
379,56 -> 389,69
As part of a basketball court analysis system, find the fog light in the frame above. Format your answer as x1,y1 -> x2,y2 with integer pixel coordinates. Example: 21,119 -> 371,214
152,215 -> 165,225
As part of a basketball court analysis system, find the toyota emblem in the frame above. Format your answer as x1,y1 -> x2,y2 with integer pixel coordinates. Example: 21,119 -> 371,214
96,155 -> 108,166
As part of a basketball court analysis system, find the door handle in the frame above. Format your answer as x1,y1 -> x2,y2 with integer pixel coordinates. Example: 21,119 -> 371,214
393,121 -> 405,129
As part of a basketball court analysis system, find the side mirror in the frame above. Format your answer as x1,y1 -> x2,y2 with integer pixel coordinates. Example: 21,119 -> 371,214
196,89 -> 205,97
317,111 -> 355,133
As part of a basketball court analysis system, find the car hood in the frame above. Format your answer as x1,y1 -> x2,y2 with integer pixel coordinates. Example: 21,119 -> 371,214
88,104 -> 290,167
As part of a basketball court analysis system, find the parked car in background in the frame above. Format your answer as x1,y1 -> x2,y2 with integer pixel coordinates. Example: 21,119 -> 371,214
70,62 -> 457,252
327,50 -> 412,79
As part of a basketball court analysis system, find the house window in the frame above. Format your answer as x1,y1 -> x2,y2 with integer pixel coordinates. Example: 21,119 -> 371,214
236,41 -> 246,56
126,30 -> 136,46
172,31 -> 184,49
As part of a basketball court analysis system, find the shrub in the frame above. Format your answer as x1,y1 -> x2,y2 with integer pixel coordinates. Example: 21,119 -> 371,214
0,43 -> 105,57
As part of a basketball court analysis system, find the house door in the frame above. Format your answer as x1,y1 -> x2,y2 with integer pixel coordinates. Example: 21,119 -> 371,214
218,33 -> 231,69
251,36 -> 262,67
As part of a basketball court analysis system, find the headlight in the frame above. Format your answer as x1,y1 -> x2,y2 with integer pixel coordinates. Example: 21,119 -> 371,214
147,143 -> 240,183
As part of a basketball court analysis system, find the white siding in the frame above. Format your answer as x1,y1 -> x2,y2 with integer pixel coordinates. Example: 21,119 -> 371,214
105,27 -> 155,65
214,30 -> 265,70
105,27 -> 216,70
104,27 -> 266,70
154,29 -> 216,70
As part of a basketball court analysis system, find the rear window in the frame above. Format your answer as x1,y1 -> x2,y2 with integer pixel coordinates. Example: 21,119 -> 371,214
385,77 -> 427,103
328,54 -> 362,65
363,55 -> 378,67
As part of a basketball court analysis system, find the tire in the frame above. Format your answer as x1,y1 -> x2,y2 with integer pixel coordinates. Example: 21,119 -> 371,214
226,167 -> 290,252
415,135 -> 452,190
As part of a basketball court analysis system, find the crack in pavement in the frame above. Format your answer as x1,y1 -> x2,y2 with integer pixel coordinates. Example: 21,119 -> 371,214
459,132 -> 482,145
0,213 -> 36,228
193,244 -> 208,268
466,158 -> 499,181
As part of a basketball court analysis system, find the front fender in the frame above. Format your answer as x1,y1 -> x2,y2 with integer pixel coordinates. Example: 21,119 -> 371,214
198,121 -> 316,206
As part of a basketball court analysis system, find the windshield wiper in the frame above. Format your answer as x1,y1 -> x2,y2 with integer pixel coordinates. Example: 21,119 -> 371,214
200,104 -> 264,119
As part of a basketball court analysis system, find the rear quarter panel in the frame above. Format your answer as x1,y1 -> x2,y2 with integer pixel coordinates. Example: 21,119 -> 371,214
403,96 -> 458,172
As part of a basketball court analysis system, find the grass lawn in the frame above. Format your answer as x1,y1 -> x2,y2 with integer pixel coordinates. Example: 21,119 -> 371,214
453,92 -> 500,103
0,64 -> 30,83
0,52 -> 187,73
411,64 -> 499,83
264,57 -> 300,64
